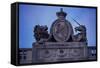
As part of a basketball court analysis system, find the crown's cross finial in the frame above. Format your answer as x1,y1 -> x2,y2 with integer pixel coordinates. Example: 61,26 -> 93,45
56,8 -> 67,18
60,8 -> 63,12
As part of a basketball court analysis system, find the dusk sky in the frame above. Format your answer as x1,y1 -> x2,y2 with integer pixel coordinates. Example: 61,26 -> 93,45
19,4 -> 96,48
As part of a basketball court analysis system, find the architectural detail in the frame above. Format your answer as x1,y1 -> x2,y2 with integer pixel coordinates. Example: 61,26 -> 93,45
34,25 -> 49,42
32,8 -> 88,63
72,25 -> 87,42
19,46 -> 96,64
19,48 -> 32,64
50,8 -> 73,42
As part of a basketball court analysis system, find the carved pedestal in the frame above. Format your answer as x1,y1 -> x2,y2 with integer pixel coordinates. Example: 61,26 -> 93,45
32,42 -> 88,63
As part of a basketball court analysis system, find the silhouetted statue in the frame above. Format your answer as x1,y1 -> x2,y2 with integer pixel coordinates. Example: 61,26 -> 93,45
33,25 -> 49,42
72,25 -> 87,42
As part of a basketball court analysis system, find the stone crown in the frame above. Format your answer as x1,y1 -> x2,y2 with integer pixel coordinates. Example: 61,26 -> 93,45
56,8 -> 67,17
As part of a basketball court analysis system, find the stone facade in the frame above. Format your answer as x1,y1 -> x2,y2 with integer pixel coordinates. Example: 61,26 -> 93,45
19,46 -> 96,64
19,48 -> 32,64
32,8 -> 88,63
32,42 -> 88,63
88,46 -> 96,60
19,8 -> 96,64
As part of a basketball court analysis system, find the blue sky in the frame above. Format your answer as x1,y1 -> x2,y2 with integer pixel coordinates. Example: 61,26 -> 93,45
19,4 -> 96,48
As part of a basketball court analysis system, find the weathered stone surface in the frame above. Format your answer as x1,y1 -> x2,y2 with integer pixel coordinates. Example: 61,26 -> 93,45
50,19 -> 73,42
32,42 -> 88,63
32,8 -> 88,63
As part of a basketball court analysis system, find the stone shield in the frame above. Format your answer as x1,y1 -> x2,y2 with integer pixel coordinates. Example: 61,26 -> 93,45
50,19 -> 73,42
